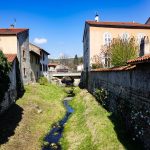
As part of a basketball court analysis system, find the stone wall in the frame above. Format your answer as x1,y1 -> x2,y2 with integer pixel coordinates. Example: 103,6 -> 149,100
86,63 -> 150,149
0,60 -> 17,114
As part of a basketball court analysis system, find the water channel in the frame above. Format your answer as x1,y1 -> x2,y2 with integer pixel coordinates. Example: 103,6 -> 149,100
42,96 -> 74,150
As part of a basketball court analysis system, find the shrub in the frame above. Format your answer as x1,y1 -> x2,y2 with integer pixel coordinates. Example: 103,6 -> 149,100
109,37 -> 138,67
38,76 -> 49,85
91,63 -> 103,69
93,88 -> 108,106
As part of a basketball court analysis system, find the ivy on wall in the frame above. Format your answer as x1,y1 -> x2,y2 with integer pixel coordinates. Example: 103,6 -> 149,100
0,51 -> 11,104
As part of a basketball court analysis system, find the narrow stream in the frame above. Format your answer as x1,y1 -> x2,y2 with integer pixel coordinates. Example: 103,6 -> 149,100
42,96 -> 74,150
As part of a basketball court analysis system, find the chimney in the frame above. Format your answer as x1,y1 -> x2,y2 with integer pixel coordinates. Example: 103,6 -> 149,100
10,24 -> 14,28
95,13 -> 99,22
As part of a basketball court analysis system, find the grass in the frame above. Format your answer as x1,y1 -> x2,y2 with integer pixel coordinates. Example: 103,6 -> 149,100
61,88 -> 127,150
0,83 -> 66,150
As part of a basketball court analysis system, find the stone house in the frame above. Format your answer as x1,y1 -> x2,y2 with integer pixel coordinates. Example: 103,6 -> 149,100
29,43 -> 50,79
40,49 -> 49,79
0,28 -> 31,84
48,63 -> 58,72
83,15 -> 150,71
29,43 -> 41,82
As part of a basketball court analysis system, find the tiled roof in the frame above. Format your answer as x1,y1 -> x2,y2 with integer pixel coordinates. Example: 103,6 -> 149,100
86,21 -> 150,28
128,55 -> 150,64
91,65 -> 136,72
0,28 -> 28,35
4,54 -> 17,63
48,63 -> 58,67
29,43 -> 50,55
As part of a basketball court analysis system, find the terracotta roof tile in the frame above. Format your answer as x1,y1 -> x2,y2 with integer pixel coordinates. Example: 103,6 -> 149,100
127,55 -> 150,64
29,43 -> 50,55
4,54 -> 17,63
91,65 -> 136,72
48,63 -> 58,67
0,28 -> 28,35
86,21 -> 150,28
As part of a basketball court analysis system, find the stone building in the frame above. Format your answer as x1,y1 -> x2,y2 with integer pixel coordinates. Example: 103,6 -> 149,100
29,43 -> 50,79
0,28 -> 31,84
83,15 -> 150,70
48,63 -> 58,72
29,43 -> 41,82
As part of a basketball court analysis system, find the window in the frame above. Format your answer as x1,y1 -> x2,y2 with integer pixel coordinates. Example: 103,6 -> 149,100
23,68 -> 26,77
43,53 -> 45,61
43,64 -> 45,71
46,65 -> 48,72
30,55 -> 33,63
103,32 -> 112,45
104,53 -> 111,68
36,57 -> 39,64
138,33 -> 145,44
23,50 -> 26,61
40,63 -> 42,71
23,50 -> 25,58
121,33 -> 129,41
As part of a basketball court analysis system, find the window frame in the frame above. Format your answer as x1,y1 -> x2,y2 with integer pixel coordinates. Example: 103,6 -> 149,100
103,32 -> 112,46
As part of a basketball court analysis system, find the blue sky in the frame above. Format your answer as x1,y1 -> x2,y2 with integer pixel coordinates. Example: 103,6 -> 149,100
0,0 -> 150,58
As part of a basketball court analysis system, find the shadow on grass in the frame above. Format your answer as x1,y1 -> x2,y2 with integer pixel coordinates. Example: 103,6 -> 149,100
0,104 -> 23,144
108,113 -> 143,150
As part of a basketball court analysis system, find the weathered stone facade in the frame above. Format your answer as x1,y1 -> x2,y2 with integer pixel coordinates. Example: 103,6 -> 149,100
17,31 -> 31,84
0,29 -> 31,85
85,64 -> 150,149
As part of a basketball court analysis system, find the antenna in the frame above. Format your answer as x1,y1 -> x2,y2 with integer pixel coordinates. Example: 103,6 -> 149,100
14,18 -> 16,26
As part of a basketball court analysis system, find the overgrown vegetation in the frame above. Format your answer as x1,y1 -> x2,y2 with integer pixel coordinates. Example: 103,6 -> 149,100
0,51 -> 11,104
92,37 -> 138,68
61,88 -> 137,150
108,37 -> 138,67
93,88 -> 108,106
38,76 -> 49,85
91,55 -> 104,69
0,84 -> 66,150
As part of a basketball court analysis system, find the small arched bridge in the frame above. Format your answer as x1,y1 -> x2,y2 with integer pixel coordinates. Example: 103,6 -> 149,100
49,72 -> 81,86
51,72 -> 81,78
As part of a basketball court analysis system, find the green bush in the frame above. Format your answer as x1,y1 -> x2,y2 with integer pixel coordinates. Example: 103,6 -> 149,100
0,51 -> 11,103
91,63 -> 103,69
93,88 -> 108,106
38,76 -> 49,85
110,37 -> 138,67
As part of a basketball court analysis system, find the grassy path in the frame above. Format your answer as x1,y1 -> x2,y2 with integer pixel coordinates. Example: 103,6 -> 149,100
61,88 -> 128,150
0,84 -> 66,150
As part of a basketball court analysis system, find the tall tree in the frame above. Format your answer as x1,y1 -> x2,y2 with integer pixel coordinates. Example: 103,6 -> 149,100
74,54 -> 79,65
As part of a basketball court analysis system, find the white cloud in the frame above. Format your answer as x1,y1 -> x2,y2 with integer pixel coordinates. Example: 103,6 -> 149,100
33,38 -> 48,44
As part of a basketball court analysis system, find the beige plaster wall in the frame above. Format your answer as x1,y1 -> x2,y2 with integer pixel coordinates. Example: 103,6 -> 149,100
89,26 -> 150,64
0,36 -> 17,54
